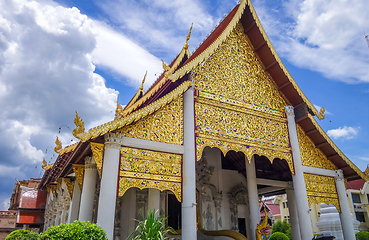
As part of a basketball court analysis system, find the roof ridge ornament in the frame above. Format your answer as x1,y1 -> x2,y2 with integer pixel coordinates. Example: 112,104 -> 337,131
72,111 -> 85,139
318,106 -> 325,120
184,23 -> 193,50
54,136 -> 62,154
115,97 -> 124,119
139,71 -> 147,92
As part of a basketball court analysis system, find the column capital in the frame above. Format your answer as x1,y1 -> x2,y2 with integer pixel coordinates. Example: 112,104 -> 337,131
284,106 -> 294,117
104,133 -> 123,148
84,156 -> 96,170
335,169 -> 344,181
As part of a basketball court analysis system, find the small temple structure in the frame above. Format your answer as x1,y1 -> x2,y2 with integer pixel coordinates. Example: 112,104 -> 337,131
37,0 -> 368,239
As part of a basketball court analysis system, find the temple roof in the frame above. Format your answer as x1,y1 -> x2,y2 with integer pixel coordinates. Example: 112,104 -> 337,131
59,0 -> 366,181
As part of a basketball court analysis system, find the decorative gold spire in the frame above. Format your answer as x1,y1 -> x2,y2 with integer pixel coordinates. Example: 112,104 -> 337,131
115,97 -> 124,119
139,71 -> 147,92
365,165 -> 369,176
162,59 -> 175,81
319,106 -> 325,120
72,111 -> 85,139
42,158 -> 47,170
15,178 -> 22,190
54,136 -> 62,154
184,23 -> 193,50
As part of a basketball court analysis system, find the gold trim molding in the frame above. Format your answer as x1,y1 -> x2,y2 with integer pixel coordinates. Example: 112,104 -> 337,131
91,142 -> 104,177
72,164 -> 84,190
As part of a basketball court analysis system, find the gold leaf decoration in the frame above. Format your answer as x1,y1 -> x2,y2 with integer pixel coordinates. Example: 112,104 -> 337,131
118,97 -> 183,145
297,125 -> 337,170
72,111 -> 85,140
192,22 -> 287,112
118,147 -> 182,201
304,173 -> 340,212
91,142 -> 104,177
72,164 -> 84,190
63,178 -> 74,198
54,136 -> 62,154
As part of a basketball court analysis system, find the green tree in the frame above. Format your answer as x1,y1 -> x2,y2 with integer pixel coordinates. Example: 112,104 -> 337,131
269,232 -> 289,240
39,221 -> 107,240
128,210 -> 174,240
271,220 -> 292,240
356,231 -> 369,240
5,229 -> 39,240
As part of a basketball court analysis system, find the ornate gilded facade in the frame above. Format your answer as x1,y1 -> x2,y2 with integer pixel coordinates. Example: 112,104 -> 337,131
297,125 -> 337,170
118,147 -> 182,201
193,22 -> 293,173
118,97 -> 183,145
304,173 -> 340,212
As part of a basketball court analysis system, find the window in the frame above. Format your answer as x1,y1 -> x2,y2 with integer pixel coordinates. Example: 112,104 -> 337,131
238,218 -> 246,237
168,194 -> 181,230
283,202 -> 286,208
352,193 -> 361,204
366,194 -> 369,203
356,212 -> 365,222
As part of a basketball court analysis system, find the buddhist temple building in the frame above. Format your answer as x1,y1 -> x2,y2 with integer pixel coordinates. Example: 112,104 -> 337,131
37,0 -> 368,239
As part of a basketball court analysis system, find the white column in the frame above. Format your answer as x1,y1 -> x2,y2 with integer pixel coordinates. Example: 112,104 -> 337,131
286,187 -> 301,240
182,86 -> 197,240
284,106 -> 313,240
148,189 -> 160,216
97,134 -> 122,240
335,169 -> 356,239
79,156 -> 97,222
246,155 -> 260,240
68,180 -> 81,223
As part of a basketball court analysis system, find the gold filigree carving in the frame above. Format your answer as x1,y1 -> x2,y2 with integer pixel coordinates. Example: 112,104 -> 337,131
72,164 -> 84,190
41,158 -> 53,170
307,114 -> 368,181
54,136 -> 62,154
63,178 -> 74,198
81,81 -> 191,142
58,142 -> 78,156
195,100 -> 289,149
91,142 -> 104,177
196,135 -> 294,174
118,97 -> 183,145
115,97 -> 124,119
297,124 -> 337,170
72,111 -> 85,139
56,178 -> 62,190
46,184 -> 57,196
304,173 -> 340,212
246,0 -> 324,120
192,22 -> 287,112
119,147 -> 182,201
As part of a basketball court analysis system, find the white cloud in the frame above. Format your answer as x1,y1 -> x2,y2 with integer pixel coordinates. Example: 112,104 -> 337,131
3,197 -> 10,210
327,126 -> 359,140
0,0 -> 123,203
91,22 -> 162,88
254,0 -> 369,83
359,157 -> 369,161
96,0 -> 218,56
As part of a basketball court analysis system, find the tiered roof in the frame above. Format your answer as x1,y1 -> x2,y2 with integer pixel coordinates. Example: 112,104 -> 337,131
39,0 -> 367,189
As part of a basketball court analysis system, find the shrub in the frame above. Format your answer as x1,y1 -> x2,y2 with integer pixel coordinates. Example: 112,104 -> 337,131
356,231 -> 369,240
269,232 -> 289,240
5,229 -> 39,240
39,221 -> 107,240
128,210 -> 174,240
272,220 -> 292,240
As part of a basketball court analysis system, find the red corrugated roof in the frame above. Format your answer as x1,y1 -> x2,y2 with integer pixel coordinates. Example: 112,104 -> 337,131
347,179 -> 365,190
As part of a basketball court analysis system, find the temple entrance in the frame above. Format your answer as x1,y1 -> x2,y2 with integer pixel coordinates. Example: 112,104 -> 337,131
196,146 -> 293,239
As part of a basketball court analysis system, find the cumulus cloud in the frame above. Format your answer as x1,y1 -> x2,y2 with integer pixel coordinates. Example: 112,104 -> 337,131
91,22 -> 162,88
3,197 -> 10,210
327,126 -> 359,140
254,0 -> 369,83
96,0 -> 227,57
0,0 -> 119,209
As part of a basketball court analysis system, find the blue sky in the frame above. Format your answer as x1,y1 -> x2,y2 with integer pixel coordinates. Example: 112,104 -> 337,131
0,0 -> 368,210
